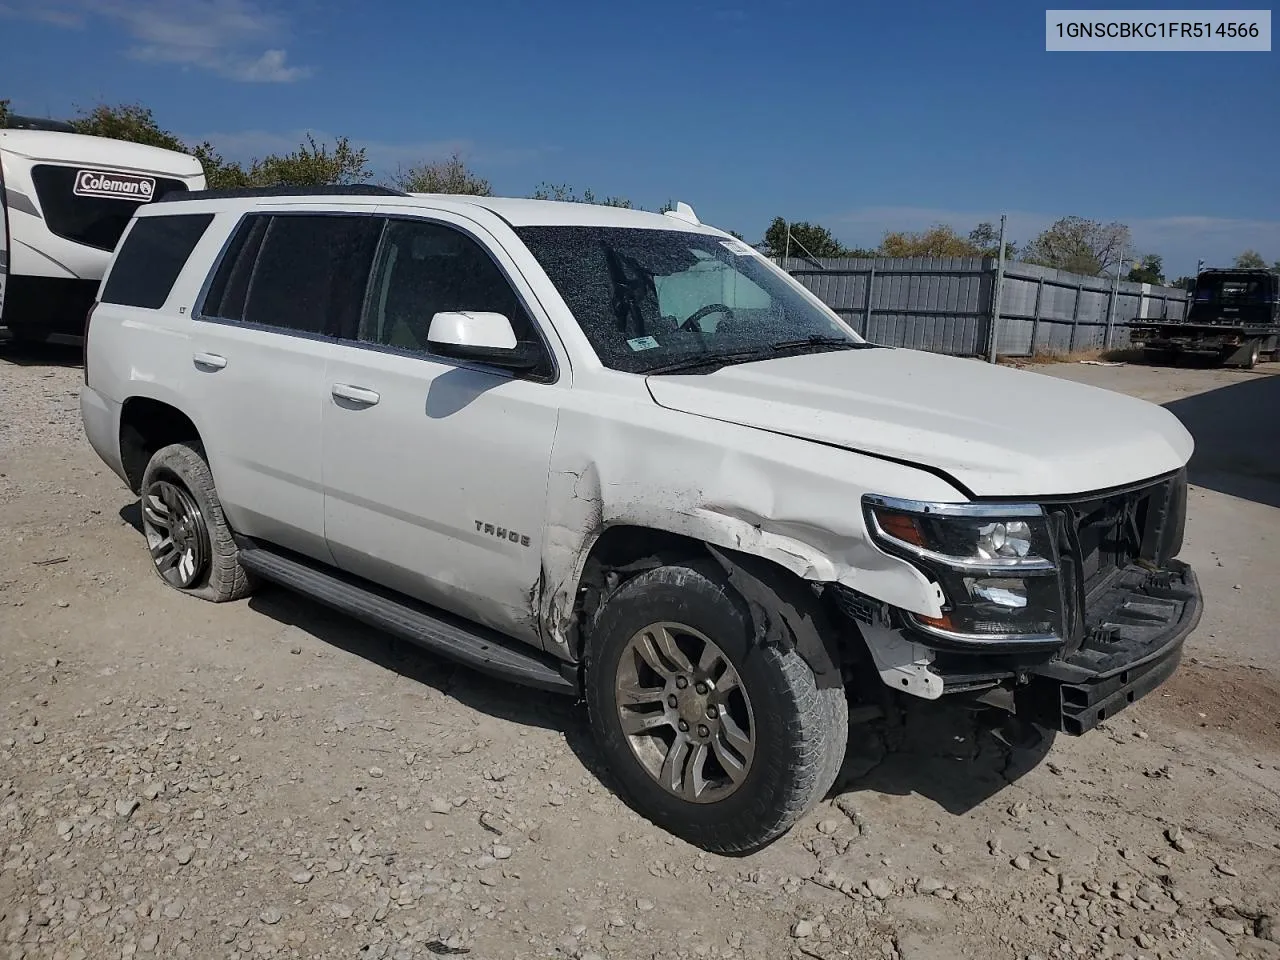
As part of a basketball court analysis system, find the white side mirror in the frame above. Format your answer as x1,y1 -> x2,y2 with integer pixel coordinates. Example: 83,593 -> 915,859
427,311 -> 518,350
426,311 -> 536,371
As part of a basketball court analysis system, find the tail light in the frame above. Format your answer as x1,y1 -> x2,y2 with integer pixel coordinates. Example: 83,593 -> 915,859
83,302 -> 98,385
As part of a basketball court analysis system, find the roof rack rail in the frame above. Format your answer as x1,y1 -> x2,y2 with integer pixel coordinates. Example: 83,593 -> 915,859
4,115 -> 77,133
156,184 -> 407,203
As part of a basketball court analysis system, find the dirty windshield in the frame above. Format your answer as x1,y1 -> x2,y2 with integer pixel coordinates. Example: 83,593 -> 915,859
516,225 -> 864,373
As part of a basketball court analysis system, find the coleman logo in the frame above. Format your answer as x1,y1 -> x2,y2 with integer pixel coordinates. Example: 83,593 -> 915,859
73,170 -> 156,202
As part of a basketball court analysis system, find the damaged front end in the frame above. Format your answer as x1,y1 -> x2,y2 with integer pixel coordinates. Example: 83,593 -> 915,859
833,469 -> 1202,735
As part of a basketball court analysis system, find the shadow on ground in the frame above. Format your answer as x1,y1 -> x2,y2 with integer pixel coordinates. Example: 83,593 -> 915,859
834,699 -> 1055,816
0,340 -> 83,368
1164,370 -> 1280,509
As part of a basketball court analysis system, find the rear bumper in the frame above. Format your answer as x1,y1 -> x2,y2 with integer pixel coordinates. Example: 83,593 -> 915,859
1014,560 -> 1202,735
79,385 -> 127,486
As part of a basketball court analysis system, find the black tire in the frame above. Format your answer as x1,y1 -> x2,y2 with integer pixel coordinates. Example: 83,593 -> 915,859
1241,341 -> 1260,370
139,442 -> 255,602
584,560 -> 848,854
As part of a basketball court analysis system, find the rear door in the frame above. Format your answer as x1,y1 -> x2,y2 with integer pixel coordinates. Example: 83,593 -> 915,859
191,210 -> 382,563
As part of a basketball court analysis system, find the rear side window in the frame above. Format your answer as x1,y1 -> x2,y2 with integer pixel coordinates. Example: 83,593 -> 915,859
100,214 -> 214,309
29,165 -> 190,252
201,213 -> 382,336
201,215 -> 270,322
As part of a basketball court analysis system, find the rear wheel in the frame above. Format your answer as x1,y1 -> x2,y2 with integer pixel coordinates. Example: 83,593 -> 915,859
140,443 -> 255,602
585,560 -> 847,853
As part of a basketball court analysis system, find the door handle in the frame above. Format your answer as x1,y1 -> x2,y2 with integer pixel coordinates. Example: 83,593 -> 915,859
193,352 -> 227,370
331,383 -> 381,406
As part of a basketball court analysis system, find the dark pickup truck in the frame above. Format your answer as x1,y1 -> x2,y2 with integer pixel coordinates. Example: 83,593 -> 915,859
1131,268 -> 1279,369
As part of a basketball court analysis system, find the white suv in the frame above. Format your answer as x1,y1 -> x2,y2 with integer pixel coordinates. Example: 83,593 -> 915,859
81,185 -> 1203,852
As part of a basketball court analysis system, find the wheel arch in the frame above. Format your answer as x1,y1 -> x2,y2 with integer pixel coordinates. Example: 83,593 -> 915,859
561,522 -> 848,691
118,396 -> 205,494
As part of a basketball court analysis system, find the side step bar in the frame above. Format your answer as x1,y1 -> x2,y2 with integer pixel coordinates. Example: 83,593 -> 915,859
235,539 -> 578,696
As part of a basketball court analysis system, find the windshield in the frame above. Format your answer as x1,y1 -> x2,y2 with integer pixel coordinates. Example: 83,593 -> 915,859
1193,274 -> 1275,304
515,225 -> 861,373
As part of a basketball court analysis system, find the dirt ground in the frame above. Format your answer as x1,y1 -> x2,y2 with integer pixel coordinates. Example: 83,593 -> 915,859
2,347 -> 1279,960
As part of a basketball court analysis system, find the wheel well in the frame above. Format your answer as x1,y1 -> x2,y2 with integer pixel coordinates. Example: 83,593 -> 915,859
569,525 -> 861,686
119,398 -> 202,494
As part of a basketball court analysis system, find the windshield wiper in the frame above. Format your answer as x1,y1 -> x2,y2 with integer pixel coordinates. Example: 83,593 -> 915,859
770,335 -> 876,352
643,337 -> 875,376
642,347 -> 776,375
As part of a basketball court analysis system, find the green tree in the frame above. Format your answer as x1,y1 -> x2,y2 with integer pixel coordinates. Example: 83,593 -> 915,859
532,182 -> 633,207
880,224 -> 975,258
246,134 -> 370,187
967,222 -> 1019,260
1022,216 -> 1130,276
762,217 -> 849,259
1234,249 -> 1267,269
391,153 -> 491,195
69,102 -> 186,152
1126,253 -> 1166,285
1169,275 -> 1195,289
0,99 -> 11,128
189,142 -> 253,190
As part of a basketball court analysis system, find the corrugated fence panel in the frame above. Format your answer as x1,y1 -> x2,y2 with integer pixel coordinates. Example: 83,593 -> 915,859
779,256 -> 1190,357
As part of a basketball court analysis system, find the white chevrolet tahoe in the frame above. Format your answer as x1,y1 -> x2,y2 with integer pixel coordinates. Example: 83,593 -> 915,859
80,185 -> 1203,853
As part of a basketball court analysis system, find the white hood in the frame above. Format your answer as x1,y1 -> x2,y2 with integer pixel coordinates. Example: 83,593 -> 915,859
645,348 -> 1194,498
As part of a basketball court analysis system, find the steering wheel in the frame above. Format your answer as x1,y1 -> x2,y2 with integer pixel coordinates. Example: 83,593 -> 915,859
680,303 -> 736,333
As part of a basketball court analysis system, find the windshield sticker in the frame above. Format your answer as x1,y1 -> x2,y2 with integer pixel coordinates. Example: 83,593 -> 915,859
73,170 -> 156,202
719,239 -> 757,257
627,336 -> 660,352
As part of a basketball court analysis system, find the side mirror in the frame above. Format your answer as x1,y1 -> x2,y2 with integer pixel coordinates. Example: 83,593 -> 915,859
426,311 -> 538,371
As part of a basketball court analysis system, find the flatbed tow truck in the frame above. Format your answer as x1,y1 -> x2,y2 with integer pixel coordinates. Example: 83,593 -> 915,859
1130,267 -> 1279,369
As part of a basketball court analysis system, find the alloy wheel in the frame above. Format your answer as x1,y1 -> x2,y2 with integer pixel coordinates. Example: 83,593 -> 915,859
141,479 -> 211,589
613,622 -> 756,804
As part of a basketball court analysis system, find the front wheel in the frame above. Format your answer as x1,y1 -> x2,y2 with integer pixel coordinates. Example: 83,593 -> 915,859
585,560 -> 848,854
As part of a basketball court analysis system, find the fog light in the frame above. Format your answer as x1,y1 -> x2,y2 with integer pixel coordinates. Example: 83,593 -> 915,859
967,577 -> 1028,609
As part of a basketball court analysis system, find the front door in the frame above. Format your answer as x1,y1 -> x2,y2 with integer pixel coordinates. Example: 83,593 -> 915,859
321,214 -> 563,645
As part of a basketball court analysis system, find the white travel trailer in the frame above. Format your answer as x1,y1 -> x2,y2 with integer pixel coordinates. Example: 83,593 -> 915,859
0,125 -> 205,342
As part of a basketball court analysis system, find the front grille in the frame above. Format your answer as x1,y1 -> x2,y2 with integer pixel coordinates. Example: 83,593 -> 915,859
1048,470 -> 1187,651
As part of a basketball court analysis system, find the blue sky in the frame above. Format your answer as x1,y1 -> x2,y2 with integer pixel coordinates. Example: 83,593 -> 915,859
2,0 -> 1276,276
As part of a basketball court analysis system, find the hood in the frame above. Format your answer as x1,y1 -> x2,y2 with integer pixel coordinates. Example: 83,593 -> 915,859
645,348 -> 1194,498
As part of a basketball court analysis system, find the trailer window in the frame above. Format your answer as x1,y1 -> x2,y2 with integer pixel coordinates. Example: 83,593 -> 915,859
1194,276 -> 1273,304
29,165 -> 190,252
101,214 -> 214,309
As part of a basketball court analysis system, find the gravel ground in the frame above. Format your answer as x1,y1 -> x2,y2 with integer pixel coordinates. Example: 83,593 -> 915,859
2,345 -> 1279,960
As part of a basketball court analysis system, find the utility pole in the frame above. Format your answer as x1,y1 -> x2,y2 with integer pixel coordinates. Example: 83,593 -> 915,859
986,214 -> 1007,363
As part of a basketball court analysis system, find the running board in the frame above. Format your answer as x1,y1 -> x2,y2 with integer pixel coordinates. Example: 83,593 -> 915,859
235,540 -> 578,695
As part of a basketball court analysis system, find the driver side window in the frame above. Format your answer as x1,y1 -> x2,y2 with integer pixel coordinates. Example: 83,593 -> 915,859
359,218 -> 547,370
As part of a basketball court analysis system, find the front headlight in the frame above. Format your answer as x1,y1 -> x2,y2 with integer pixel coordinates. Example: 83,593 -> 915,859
863,495 -> 1064,643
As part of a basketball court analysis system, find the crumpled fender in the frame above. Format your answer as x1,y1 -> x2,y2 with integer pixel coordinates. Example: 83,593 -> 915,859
704,544 -> 843,690
536,401 -> 962,661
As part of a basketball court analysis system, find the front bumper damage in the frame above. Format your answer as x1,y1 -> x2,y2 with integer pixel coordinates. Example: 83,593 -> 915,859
1014,559 -> 1201,735
834,558 -> 1202,736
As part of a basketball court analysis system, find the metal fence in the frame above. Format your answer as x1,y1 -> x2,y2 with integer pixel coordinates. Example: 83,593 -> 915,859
777,256 -> 1189,358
